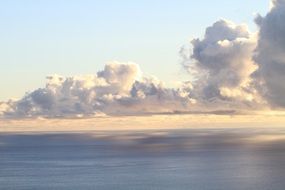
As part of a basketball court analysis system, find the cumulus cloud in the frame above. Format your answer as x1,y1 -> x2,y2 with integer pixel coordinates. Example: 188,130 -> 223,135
1,62 -> 195,118
253,0 -> 285,108
179,0 -> 285,109
181,20 -> 263,108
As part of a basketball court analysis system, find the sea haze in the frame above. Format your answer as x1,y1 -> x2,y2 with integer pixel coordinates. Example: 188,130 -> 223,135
1,127 -> 285,190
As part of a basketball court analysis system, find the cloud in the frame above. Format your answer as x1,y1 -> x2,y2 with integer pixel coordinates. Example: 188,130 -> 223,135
1,62 -> 196,118
2,0 -> 285,118
0,101 -> 13,117
181,20 -> 263,108
179,0 -> 285,110
253,0 -> 285,108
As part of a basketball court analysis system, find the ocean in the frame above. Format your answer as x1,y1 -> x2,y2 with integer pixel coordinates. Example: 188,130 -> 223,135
1,127 -> 285,190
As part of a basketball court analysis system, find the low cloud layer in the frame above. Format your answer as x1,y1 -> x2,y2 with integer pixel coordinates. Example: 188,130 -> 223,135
1,62 -> 194,118
1,0 -> 285,118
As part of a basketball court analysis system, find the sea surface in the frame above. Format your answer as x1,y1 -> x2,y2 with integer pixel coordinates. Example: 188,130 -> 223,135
1,127 -> 285,190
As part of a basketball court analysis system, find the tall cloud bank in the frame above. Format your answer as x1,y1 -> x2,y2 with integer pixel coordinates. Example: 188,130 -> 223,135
181,20 -> 262,107
253,0 -> 285,107
181,0 -> 285,111
1,0 -> 285,118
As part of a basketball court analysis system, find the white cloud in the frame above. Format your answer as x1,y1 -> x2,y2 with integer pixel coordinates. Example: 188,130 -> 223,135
179,0 -> 285,110
2,62 -> 196,118
181,19 -> 263,108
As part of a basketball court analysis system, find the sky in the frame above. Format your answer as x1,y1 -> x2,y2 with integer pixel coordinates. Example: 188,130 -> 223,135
2,0 -> 285,118
0,0 -> 269,101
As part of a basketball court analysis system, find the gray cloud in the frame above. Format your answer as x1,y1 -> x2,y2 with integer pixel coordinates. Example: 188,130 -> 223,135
253,0 -> 285,108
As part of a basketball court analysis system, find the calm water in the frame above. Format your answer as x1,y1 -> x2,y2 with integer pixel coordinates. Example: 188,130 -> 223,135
1,128 -> 285,190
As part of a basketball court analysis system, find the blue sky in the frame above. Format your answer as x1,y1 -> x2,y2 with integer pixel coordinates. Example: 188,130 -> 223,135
0,0 -> 269,101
